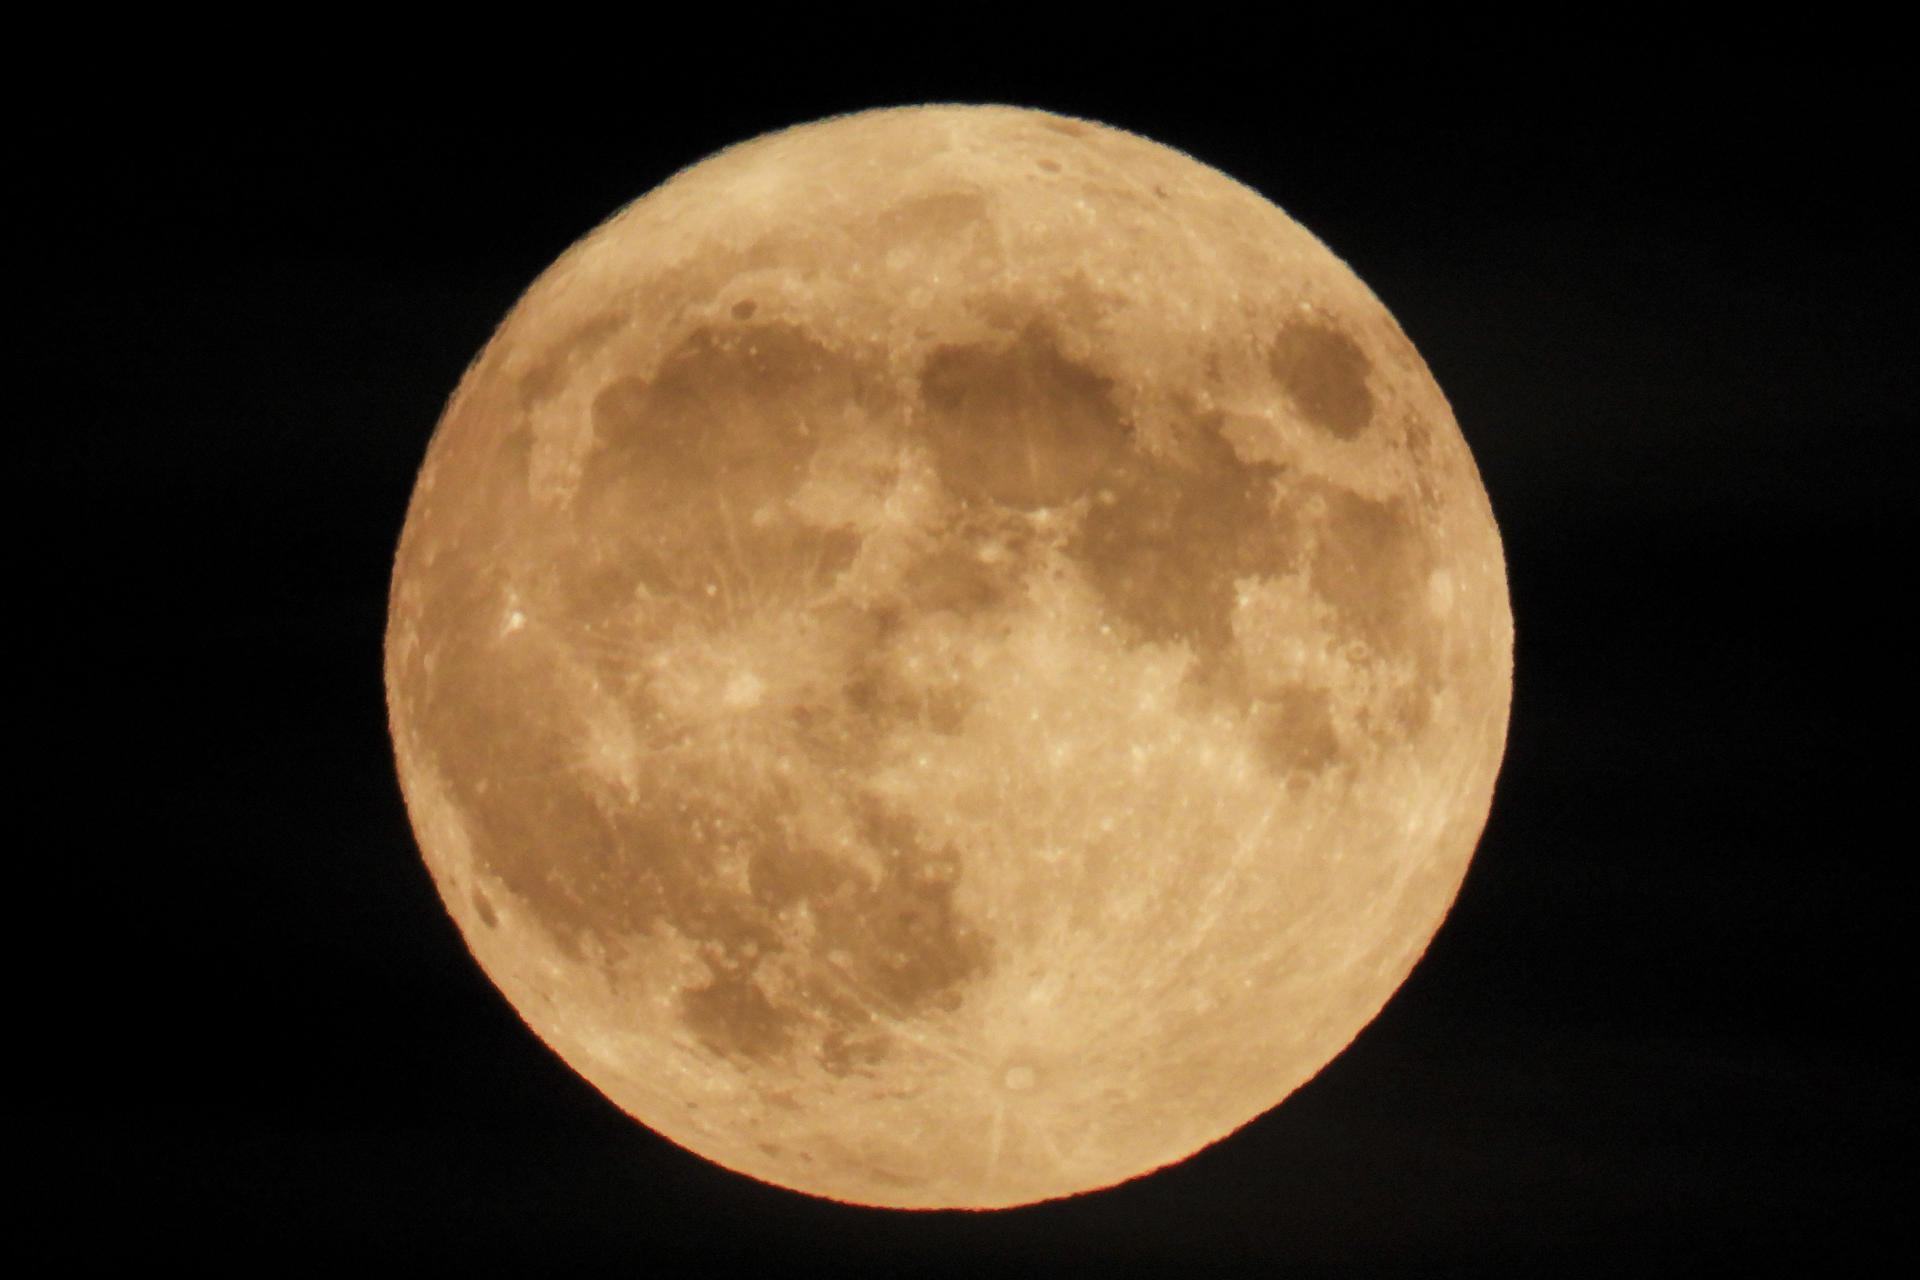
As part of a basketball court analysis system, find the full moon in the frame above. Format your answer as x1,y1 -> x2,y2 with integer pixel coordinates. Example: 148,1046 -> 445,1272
385,105 -> 1511,1209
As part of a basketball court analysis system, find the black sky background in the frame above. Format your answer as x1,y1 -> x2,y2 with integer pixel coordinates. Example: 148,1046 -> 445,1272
49,28 -> 1908,1274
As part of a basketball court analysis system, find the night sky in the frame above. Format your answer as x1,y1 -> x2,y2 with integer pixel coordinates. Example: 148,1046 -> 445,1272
52,30 -> 1907,1274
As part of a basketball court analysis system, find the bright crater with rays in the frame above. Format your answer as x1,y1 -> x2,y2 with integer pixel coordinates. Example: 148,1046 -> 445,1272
385,105 -> 1511,1209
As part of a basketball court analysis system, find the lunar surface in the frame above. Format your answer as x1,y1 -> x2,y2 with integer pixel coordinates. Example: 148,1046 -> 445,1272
385,105 -> 1511,1209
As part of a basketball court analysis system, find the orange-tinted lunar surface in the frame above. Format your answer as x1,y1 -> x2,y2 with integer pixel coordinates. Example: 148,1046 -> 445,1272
385,105 -> 1512,1209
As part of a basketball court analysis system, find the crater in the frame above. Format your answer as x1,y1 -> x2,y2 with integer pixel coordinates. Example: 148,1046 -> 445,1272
1269,319 -> 1374,439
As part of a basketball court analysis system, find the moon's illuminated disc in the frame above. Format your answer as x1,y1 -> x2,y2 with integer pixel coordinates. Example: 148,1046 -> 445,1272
385,105 -> 1512,1209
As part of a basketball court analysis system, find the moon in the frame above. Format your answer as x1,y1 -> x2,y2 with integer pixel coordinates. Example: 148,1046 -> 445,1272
385,104 -> 1511,1210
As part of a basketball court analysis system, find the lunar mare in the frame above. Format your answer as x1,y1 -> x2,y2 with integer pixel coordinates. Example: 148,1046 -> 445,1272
385,105 -> 1511,1209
